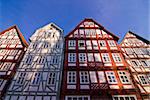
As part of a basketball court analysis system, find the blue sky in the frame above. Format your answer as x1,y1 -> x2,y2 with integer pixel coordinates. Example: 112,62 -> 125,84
0,0 -> 149,43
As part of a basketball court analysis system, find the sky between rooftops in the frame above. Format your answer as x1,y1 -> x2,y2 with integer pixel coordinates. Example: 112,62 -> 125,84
0,0 -> 149,43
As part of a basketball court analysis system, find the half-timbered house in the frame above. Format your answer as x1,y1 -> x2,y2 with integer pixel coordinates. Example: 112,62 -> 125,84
4,23 -> 64,100
60,19 -> 141,100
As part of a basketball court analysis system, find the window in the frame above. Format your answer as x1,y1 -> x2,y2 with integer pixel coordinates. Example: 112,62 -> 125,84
42,42 -> 49,48
79,53 -> 87,62
125,48 -> 133,54
99,40 -> 106,47
118,71 -> 130,84
141,48 -> 149,55
52,33 -> 55,38
55,43 -> 59,48
133,48 -> 142,54
91,29 -> 96,36
86,40 -> 92,49
96,29 -> 102,37
108,40 -> 116,47
94,53 -> 101,62
68,53 -> 76,62
87,53 -> 94,62
113,95 -> 137,100
51,56 -> 59,64
68,40 -> 76,47
98,71 -> 106,83
89,71 -> 97,83
92,40 -> 98,48
131,60 -> 139,67
0,63 -> 11,71
32,42 -> 38,49
9,50 -> 18,55
25,55 -> 33,64
101,53 -> 111,62
79,29 -> 84,37
78,40 -> 85,47
65,96 -> 90,100
31,72 -> 41,85
138,75 -> 149,85
47,72 -> 56,85
85,29 -> 90,37
141,60 -> 148,67
106,71 -> 117,84
16,72 -> 26,85
74,30 -> 78,37
112,53 -> 122,62
80,71 -> 89,84
37,56 -> 46,64
67,71 -> 76,84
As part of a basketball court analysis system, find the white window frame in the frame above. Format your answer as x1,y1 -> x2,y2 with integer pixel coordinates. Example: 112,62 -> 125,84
138,75 -> 149,85
98,40 -> 106,47
68,53 -> 76,62
106,71 -> 118,84
131,60 -> 140,67
78,40 -> 85,47
80,71 -> 89,84
92,40 -> 98,48
79,29 -> 84,37
101,53 -> 111,62
47,72 -> 57,85
67,71 -> 76,84
42,42 -> 49,48
108,40 -> 116,47
125,48 -> 133,54
31,72 -> 41,85
37,56 -> 46,64
87,53 -> 94,62
91,29 -> 96,36
89,71 -> 97,83
85,29 -> 91,37
68,40 -> 76,47
51,56 -> 59,64
16,72 -> 27,85
113,95 -> 137,100
79,53 -> 87,62
65,96 -> 90,100
112,53 -> 122,62
25,55 -> 33,64
94,53 -> 101,62
118,71 -> 130,84
86,40 -> 92,49
0,62 -> 11,71
98,71 -> 106,83
141,60 -> 148,67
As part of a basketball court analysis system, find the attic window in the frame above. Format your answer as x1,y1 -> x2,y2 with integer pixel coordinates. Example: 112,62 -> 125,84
53,33 -> 55,38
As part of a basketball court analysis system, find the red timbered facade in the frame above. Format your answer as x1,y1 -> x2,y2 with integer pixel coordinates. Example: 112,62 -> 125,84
120,31 -> 150,100
0,26 -> 28,99
60,19 -> 141,100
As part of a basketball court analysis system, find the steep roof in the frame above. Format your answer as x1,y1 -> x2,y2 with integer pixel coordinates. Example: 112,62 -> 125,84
120,31 -> 150,45
65,18 -> 119,41
29,22 -> 63,42
0,25 -> 29,47
128,31 -> 150,44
